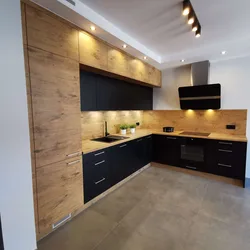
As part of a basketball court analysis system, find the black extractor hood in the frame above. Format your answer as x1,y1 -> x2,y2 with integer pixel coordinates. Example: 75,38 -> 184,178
178,61 -> 221,110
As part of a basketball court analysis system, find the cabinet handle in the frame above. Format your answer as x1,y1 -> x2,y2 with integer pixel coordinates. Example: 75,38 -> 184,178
219,142 -> 232,145
95,160 -> 105,166
120,144 -> 127,148
67,151 -> 81,158
186,165 -> 197,170
147,136 -> 152,139
95,178 -> 106,185
94,151 -> 105,156
167,137 -> 176,140
218,149 -> 232,153
67,160 -> 80,166
137,139 -> 143,142
218,163 -> 232,168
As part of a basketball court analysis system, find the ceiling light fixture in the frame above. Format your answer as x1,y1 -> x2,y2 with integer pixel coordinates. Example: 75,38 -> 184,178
143,56 -> 147,60
182,0 -> 202,38
221,51 -> 227,55
181,59 -> 185,62
122,44 -> 127,49
90,25 -> 96,31
182,0 -> 190,16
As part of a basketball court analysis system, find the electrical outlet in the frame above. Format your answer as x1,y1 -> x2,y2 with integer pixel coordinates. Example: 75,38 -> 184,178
226,124 -> 236,130
136,122 -> 140,126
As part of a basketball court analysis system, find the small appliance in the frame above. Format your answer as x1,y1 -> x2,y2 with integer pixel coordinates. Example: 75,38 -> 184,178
163,127 -> 174,133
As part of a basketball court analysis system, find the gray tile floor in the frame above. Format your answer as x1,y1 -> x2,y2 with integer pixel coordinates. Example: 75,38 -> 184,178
38,165 -> 250,250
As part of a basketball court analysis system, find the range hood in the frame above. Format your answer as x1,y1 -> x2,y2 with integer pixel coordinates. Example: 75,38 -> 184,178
178,61 -> 221,110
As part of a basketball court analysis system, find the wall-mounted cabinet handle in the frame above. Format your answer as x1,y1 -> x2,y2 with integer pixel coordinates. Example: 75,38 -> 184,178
94,151 -> 105,156
67,160 -> 80,166
95,160 -> 105,166
95,178 -> 106,185
219,142 -> 232,145
186,165 -> 197,170
218,149 -> 232,153
137,139 -> 143,142
167,137 -> 176,140
67,151 -> 81,158
218,163 -> 232,168
120,144 -> 127,148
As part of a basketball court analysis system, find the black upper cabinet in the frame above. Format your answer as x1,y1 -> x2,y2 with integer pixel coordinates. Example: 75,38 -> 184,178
80,71 -> 97,111
80,70 -> 153,111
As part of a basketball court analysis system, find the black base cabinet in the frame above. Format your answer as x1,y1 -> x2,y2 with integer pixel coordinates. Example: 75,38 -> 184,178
83,136 -> 152,203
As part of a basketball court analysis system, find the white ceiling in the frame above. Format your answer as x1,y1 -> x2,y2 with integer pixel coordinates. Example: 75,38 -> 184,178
32,0 -> 250,69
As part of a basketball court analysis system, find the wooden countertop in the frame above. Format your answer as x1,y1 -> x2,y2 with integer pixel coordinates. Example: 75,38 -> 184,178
82,129 -> 247,154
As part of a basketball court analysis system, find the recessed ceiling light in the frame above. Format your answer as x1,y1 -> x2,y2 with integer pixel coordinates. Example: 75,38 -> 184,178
143,56 -> 147,60
122,44 -> 127,49
90,25 -> 96,31
181,59 -> 185,62
221,51 -> 227,55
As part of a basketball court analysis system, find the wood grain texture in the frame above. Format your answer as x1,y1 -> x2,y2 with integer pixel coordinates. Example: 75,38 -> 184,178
143,110 -> 247,135
148,66 -> 161,87
28,47 -> 81,168
81,111 -> 144,140
128,58 -> 149,83
79,31 -> 108,71
21,2 -> 27,45
26,5 -> 79,61
108,48 -> 130,77
37,157 -> 83,234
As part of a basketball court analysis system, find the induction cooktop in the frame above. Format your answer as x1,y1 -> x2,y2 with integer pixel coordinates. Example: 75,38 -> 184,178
180,132 -> 211,137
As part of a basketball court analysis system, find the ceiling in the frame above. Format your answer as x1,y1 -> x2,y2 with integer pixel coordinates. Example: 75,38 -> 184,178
33,0 -> 250,69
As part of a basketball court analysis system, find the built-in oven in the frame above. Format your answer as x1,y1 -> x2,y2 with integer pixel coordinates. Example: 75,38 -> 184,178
179,137 -> 206,171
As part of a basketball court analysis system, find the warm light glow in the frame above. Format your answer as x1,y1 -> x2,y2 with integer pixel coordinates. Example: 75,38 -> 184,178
195,33 -> 201,38
181,59 -> 185,62
122,44 -> 127,49
221,51 -> 227,55
188,17 -> 195,25
143,56 -> 147,60
182,7 -> 190,16
192,26 -> 198,32
90,25 -> 96,31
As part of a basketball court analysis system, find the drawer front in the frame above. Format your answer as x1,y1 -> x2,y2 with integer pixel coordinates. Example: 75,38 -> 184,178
217,140 -> 233,150
217,150 -> 233,166
83,148 -> 108,165
84,176 -> 110,203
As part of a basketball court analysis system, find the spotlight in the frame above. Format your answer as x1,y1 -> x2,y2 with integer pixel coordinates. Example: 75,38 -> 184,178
195,26 -> 201,38
122,44 -> 127,49
188,12 -> 195,25
183,0 -> 190,16
192,22 -> 198,32
90,25 -> 96,31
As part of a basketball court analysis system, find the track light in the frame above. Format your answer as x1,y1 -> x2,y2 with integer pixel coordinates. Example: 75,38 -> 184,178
192,22 -> 198,32
195,26 -> 201,38
187,12 -> 195,25
182,0 -> 190,16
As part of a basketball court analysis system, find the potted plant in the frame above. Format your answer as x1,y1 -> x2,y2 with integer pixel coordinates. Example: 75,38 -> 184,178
129,124 -> 136,134
120,124 -> 128,135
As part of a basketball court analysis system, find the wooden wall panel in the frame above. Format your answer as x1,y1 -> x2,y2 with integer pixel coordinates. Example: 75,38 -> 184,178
26,5 -> 79,61
79,32 -> 108,71
28,47 -> 81,168
143,110 -> 247,136
37,157 -> 83,234
81,111 -> 144,140
108,48 -> 130,77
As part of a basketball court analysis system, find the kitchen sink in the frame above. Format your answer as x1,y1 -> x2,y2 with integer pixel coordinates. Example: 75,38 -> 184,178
91,135 -> 129,143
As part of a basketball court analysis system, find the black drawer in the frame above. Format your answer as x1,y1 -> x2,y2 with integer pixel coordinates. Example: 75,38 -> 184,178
83,148 -> 108,164
84,176 -> 110,203
217,150 -> 233,165
83,159 -> 109,181
217,141 -> 233,150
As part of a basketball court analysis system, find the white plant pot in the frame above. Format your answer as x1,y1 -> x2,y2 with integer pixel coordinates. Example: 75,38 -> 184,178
120,129 -> 127,135
130,128 -> 136,134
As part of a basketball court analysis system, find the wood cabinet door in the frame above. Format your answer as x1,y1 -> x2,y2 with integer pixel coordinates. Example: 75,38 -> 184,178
79,32 -> 108,71
26,5 -> 79,61
37,157 -> 83,234
148,66 -> 162,87
28,47 -> 81,168
108,48 -> 130,78
129,58 -> 149,83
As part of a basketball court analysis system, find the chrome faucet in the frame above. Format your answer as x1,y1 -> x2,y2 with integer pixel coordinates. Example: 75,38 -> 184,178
104,121 -> 109,137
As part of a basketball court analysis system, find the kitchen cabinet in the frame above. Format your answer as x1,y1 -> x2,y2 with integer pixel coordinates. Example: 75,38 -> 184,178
205,140 -> 247,181
81,70 -> 153,111
26,5 -> 79,61
37,157 -> 83,234
153,135 -> 180,166
79,32 -> 108,71
28,47 -> 82,168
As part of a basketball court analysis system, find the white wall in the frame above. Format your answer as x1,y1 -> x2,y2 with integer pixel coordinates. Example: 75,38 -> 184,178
210,56 -> 250,177
0,1 -> 37,250
153,65 -> 191,110
153,56 -> 250,177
